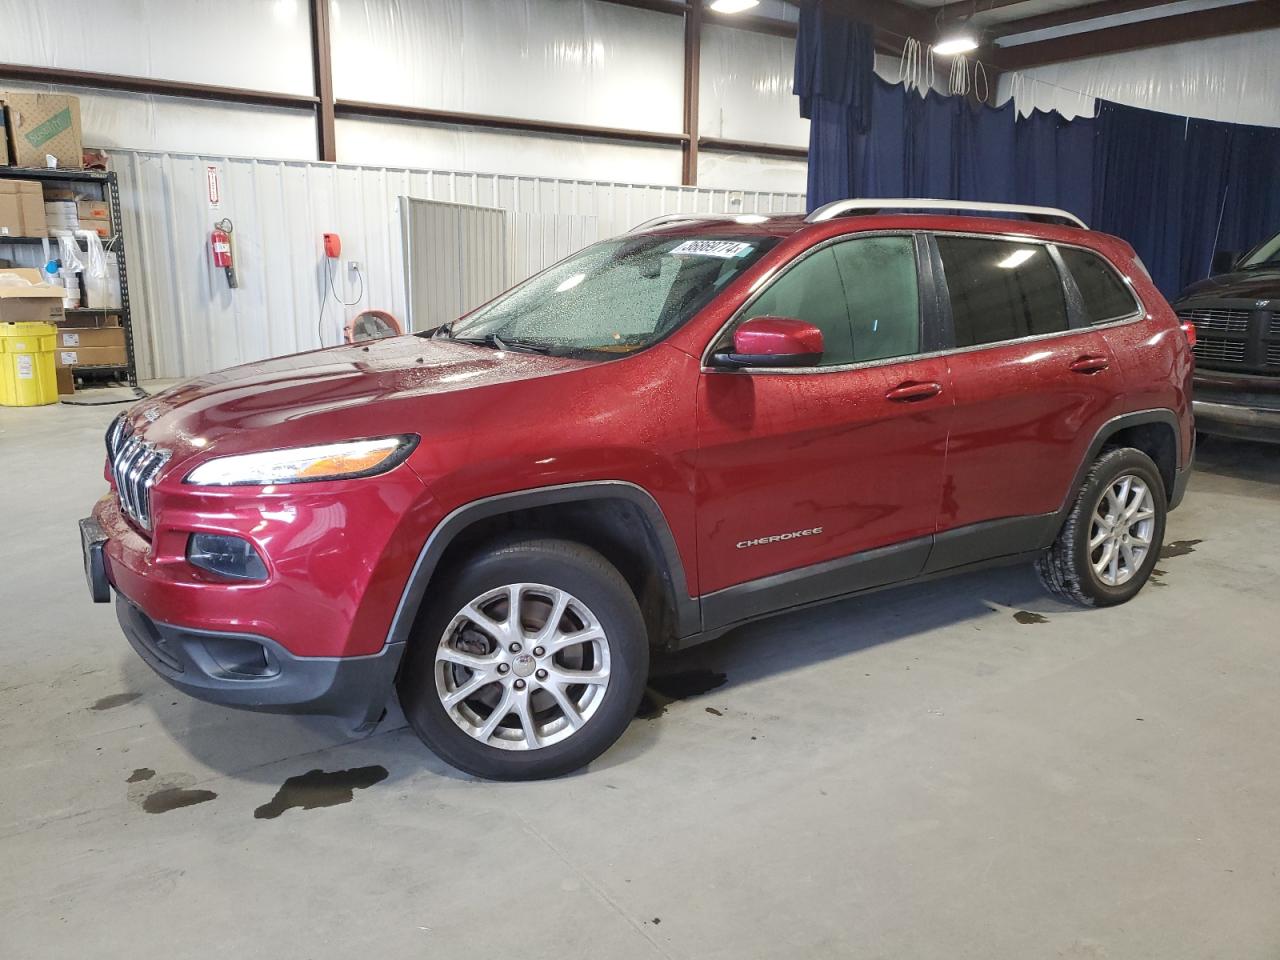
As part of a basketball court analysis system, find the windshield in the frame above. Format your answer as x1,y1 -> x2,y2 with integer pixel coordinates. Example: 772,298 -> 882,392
1240,232 -> 1280,268
439,232 -> 779,359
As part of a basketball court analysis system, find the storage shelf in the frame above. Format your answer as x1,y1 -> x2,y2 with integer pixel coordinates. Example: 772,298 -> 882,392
0,166 -> 110,183
65,307 -> 119,314
0,235 -> 117,245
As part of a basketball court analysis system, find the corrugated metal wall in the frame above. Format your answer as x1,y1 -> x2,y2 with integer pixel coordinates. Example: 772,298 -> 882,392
105,149 -> 805,380
400,197 -> 510,333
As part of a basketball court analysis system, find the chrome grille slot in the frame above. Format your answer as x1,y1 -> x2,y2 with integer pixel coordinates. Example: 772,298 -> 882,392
1193,337 -> 1247,364
1267,343 -> 1280,367
1270,315 -> 1280,338
106,419 -> 171,532
1178,307 -> 1251,333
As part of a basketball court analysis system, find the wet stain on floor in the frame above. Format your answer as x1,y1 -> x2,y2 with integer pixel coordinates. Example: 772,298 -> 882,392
705,707 -> 723,717
142,786 -> 218,814
1013,610 -> 1049,625
636,669 -> 728,719
1160,539 -> 1203,559
126,767 -> 155,783
91,692 -> 141,711
1149,567 -> 1169,587
253,765 -> 389,820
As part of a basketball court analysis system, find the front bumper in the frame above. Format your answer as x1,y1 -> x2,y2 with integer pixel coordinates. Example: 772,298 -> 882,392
114,591 -> 403,728
1193,399 -> 1280,445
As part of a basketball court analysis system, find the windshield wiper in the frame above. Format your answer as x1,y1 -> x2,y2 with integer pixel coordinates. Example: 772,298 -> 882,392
451,333 -> 553,355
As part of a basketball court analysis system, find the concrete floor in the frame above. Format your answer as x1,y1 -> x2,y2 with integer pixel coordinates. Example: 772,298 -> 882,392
3,392 -> 1279,960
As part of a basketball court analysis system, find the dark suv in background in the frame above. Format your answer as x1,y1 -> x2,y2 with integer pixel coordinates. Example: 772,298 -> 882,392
1174,232 -> 1280,444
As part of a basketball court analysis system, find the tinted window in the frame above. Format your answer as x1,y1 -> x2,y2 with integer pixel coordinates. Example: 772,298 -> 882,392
936,237 -> 1069,347
745,247 -> 854,365
1058,246 -> 1139,323
832,236 -> 920,362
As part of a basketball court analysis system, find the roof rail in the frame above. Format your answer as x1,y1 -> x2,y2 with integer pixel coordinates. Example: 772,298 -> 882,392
629,212 -> 772,233
805,198 -> 1087,229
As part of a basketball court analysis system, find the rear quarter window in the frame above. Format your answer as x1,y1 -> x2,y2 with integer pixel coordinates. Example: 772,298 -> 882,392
1058,246 -> 1141,324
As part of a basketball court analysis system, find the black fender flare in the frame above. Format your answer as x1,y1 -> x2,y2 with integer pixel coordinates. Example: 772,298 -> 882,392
384,481 -> 700,648
1052,408 -> 1183,532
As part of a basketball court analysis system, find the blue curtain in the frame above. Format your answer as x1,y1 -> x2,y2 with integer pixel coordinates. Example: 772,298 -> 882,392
797,19 -> 1280,298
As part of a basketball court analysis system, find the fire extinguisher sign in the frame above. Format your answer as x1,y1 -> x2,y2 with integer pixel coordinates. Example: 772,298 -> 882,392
206,165 -> 221,209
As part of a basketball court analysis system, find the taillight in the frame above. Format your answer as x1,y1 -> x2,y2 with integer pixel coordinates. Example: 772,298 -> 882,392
1179,320 -> 1197,349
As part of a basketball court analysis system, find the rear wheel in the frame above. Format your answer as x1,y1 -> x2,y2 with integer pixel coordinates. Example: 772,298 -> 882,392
397,538 -> 648,780
1036,447 -> 1167,607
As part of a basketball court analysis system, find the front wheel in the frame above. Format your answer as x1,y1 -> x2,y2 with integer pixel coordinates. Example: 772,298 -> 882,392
1036,447 -> 1167,607
397,538 -> 648,780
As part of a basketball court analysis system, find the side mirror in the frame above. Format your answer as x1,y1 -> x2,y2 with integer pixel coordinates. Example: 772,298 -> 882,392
1211,250 -> 1238,275
712,316 -> 824,369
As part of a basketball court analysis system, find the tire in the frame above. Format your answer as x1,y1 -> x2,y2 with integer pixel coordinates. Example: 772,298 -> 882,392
1036,447 -> 1167,607
397,537 -> 648,780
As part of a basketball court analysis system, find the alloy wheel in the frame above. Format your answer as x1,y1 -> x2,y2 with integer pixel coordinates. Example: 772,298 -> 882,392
1088,474 -> 1156,587
434,583 -> 612,750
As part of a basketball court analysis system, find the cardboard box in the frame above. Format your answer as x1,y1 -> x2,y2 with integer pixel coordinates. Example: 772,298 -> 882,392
2,93 -> 83,169
78,217 -> 110,239
0,195 -> 20,237
56,345 -> 127,367
56,311 -> 120,329
0,107 -> 9,165
0,180 -> 46,236
55,364 -> 74,396
56,326 -> 123,349
0,267 -> 64,323
76,200 -> 110,220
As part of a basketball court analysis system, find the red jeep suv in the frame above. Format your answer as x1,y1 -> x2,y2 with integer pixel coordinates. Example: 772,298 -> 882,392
81,199 -> 1194,780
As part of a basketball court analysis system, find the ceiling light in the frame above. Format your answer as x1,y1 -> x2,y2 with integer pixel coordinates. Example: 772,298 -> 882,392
933,33 -> 979,56
709,0 -> 760,13
556,273 -> 586,292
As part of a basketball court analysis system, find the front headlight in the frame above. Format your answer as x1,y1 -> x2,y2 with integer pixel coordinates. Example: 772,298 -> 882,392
184,435 -> 418,487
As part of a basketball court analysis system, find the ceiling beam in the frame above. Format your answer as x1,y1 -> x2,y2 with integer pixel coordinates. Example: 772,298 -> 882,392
935,0 -> 1039,20
990,0 -> 1186,38
997,0 -> 1280,69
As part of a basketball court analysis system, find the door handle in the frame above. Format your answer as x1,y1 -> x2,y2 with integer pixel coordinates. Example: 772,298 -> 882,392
1070,355 -> 1110,374
885,381 -> 943,402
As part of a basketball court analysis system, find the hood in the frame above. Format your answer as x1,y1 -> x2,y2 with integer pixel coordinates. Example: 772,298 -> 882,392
1177,268 -> 1280,304
126,335 -> 590,462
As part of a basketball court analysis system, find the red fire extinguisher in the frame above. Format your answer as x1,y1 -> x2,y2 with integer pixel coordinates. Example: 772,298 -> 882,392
211,218 -> 238,288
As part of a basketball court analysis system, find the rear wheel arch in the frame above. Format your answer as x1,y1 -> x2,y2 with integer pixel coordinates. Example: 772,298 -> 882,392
1068,410 -> 1181,508
387,482 -> 699,653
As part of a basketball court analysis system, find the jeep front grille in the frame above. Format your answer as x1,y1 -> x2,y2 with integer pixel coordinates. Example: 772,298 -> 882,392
1179,307 -> 1251,333
106,416 -> 171,531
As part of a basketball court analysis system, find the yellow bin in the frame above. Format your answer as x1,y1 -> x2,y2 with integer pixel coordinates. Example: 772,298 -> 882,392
0,321 -> 59,406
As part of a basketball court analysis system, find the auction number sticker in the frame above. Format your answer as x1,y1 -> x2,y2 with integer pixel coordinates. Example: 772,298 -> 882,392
670,239 -> 753,259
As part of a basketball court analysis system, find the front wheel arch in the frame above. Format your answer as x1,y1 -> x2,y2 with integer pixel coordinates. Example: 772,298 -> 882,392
387,482 -> 700,653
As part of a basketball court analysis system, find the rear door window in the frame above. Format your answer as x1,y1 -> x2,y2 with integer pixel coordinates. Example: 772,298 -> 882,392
935,236 -> 1069,347
1057,246 -> 1140,324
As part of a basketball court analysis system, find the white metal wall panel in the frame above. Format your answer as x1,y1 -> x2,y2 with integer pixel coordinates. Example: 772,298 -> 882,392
508,210 -> 600,283
699,25 -> 809,147
698,151 -> 808,194
400,198 -> 509,333
0,0 -> 313,94
106,149 -> 804,381
0,80 -> 318,161
331,0 -> 685,134
335,117 -> 683,185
